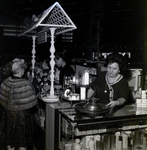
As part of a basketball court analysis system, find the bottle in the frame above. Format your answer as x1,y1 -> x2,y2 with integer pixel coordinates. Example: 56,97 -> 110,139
74,138 -> 81,150
82,69 -> 89,85
80,86 -> 86,100
67,123 -> 72,138
88,136 -> 95,150
95,135 -> 102,150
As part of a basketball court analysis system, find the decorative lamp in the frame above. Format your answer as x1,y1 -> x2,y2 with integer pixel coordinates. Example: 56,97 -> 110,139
18,2 -> 77,101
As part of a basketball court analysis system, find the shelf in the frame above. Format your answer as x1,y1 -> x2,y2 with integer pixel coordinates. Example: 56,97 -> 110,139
59,104 -> 147,150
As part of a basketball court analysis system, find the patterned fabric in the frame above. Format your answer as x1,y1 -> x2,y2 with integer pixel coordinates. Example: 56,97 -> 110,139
0,76 -> 37,148
0,76 -> 37,110
90,71 -> 130,105
105,73 -> 123,102
0,109 -> 33,148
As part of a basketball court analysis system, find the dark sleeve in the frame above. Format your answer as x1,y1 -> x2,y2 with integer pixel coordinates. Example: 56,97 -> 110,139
113,77 -> 130,101
60,65 -> 75,86
89,77 -> 99,91
120,80 -> 130,100
65,66 -> 75,76
89,72 -> 106,90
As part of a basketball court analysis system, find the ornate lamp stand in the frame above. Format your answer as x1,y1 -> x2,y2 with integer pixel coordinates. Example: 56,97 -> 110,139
47,27 -> 58,100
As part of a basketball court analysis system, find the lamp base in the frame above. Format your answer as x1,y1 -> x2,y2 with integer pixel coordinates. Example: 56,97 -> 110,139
41,94 -> 59,103
47,94 -> 59,100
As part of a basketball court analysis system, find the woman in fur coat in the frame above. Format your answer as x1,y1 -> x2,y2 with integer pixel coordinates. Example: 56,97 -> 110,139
0,58 -> 37,150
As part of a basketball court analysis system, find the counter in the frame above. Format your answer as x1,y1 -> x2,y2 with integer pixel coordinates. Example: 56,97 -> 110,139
59,103 -> 147,132
45,101 -> 71,150
59,103 -> 147,150
34,98 -> 147,150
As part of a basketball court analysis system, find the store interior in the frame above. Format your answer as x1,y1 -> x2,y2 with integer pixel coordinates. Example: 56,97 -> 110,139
0,1 -> 147,150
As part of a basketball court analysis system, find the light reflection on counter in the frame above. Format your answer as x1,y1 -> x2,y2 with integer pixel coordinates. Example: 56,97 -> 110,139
59,103 -> 147,122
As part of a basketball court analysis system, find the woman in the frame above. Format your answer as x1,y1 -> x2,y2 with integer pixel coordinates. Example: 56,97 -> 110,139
0,58 -> 37,150
87,53 -> 130,110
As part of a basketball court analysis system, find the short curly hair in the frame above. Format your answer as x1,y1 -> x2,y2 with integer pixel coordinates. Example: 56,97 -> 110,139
106,53 -> 127,72
11,58 -> 25,75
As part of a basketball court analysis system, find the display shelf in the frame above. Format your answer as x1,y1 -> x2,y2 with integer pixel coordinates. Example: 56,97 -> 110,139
59,104 -> 147,150
33,100 -> 147,150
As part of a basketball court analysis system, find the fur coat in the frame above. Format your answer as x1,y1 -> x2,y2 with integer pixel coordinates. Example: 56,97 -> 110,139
0,76 -> 37,110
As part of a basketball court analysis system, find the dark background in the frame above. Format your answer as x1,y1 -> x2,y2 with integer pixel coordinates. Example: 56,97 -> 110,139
0,0 -> 145,63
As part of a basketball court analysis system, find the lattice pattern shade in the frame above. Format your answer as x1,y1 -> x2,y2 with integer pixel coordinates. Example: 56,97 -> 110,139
18,2 -> 77,37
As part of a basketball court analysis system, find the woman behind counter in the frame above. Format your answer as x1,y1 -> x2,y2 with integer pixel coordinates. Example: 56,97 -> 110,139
87,52 -> 130,110
0,58 -> 37,150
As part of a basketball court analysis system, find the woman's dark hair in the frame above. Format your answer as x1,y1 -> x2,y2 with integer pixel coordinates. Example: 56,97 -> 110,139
106,52 -> 128,72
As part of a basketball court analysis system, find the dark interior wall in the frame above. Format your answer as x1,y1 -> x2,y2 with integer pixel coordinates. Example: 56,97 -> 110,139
100,0 -> 144,55
0,0 -> 145,64
100,0 -> 145,63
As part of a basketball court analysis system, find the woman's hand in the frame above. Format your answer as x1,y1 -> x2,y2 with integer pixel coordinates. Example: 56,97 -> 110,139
87,87 -> 95,99
106,98 -> 126,108
106,101 -> 119,108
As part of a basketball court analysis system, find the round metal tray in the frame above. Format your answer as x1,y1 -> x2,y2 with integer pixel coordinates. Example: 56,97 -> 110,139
74,102 -> 110,116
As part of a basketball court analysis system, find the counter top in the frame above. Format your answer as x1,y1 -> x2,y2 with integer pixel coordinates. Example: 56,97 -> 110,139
40,95 -> 147,126
59,103 -> 147,124
46,101 -> 71,109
